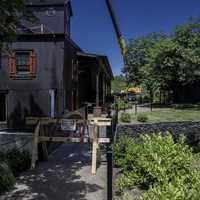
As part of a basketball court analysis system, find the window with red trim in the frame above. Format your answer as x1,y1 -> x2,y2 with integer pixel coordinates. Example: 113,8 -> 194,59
9,50 -> 37,79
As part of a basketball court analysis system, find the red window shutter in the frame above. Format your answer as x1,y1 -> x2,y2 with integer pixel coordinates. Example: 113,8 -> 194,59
9,52 -> 16,78
30,51 -> 37,79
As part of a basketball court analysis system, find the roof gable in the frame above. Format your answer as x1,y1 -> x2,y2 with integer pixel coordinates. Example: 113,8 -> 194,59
26,0 -> 68,5
26,0 -> 73,16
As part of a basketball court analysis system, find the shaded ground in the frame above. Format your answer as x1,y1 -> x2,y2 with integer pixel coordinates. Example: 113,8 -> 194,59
0,143 -> 107,200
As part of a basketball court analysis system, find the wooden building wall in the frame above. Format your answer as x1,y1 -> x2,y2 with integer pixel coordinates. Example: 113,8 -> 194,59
0,35 -> 81,128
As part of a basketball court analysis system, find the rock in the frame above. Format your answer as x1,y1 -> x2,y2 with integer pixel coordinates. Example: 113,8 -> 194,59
116,121 -> 200,149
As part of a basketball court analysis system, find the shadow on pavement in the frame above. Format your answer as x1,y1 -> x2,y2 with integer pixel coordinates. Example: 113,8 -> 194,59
1,144 -> 103,200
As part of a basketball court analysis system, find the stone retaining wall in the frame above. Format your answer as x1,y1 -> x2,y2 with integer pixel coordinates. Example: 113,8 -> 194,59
0,132 -> 33,153
116,122 -> 200,149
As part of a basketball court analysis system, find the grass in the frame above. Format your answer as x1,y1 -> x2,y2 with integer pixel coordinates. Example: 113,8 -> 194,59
131,109 -> 200,123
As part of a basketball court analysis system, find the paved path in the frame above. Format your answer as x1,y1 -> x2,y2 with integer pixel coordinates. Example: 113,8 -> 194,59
120,104 -> 171,114
0,143 -> 107,200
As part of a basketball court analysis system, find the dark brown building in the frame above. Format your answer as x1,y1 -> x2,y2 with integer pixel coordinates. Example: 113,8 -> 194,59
0,0 -> 113,129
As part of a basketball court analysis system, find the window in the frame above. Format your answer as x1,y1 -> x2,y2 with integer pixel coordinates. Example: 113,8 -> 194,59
46,8 -> 56,16
9,50 -> 37,79
16,52 -> 30,73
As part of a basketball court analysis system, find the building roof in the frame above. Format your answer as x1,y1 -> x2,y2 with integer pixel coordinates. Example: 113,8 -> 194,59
26,0 -> 73,16
99,56 -> 114,79
77,52 -> 114,79
26,0 -> 69,5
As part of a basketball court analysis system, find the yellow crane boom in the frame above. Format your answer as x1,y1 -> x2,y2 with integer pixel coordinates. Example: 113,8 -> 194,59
105,0 -> 127,63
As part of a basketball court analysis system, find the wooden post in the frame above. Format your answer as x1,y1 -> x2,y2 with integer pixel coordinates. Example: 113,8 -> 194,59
31,121 -> 41,169
40,125 -> 48,161
96,126 -> 101,166
92,124 -> 99,175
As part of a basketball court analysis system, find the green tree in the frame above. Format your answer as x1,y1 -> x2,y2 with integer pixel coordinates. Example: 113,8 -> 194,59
0,0 -> 35,47
145,21 -> 200,101
173,21 -> 200,84
112,75 -> 127,93
123,32 -> 166,86
145,39 -> 180,91
124,19 -> 200,103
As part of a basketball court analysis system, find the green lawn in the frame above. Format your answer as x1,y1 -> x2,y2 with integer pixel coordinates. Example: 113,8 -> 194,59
131,109 -> 200,123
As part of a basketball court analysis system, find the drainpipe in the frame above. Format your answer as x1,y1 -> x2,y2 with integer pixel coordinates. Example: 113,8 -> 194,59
41,24 -> 44,34
49,89 -> 55,118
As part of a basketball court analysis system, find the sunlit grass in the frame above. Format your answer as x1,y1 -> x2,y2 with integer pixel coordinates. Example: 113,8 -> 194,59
131,109 -> 200,123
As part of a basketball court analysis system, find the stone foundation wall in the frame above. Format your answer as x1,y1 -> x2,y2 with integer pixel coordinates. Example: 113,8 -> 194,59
0,133 -> 33,153
116,122 -> 200,149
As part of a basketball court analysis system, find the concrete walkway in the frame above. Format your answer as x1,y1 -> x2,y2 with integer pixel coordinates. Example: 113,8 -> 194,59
120,104 -> 171,114
0,143 -> 107,200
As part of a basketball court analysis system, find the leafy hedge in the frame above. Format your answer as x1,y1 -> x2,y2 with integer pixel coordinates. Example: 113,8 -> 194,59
137,95 -> 151,104
120,113 -> 132,123
6,149 -> 31,176
113,133 -> 200,199
0,149 -> 31,194
115,101 -> 133,111
137,114 -> 148,123
0,162 -> 15,194
172,104 -> 200,110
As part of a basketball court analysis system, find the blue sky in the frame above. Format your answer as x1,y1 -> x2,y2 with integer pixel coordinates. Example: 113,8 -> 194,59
71,0 -> 200,75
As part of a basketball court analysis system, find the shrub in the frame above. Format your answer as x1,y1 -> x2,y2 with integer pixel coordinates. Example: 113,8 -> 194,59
142,172 -> 200,200
172,104 -> 200,110
137,96 -> 143,104
120,113 -> 132,123
0,149 -> 31,177
113,136 -> 136,168
115,191 -> 138,200
6,149 -> 31,176
137,114 -> 148,122
117,102 -> 133,111
0,162 -> 15,194
137,95 -> 150,104
173,104 -> 188,109
113,133 -> 198,197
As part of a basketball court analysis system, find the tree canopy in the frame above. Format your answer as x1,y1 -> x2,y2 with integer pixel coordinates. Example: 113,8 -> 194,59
0,0 -> 35,45
123,32 -> 166,86
123,20 -> 200,102
111,75 -> 127,93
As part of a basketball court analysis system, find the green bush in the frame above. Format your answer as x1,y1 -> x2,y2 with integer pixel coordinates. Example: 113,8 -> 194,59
137,114 -> 148,123
113,133 -> 200,200
137,96 -> 143,104
0,149 -> 31,177
115,191 -> 138,200
6,149 -> 31,176
120,113 -> 132,123
0,162 -> 15,194
137,95 -> 150,104
0,149 -> 31,194
117,102 -> 133,111
142,171 -> 200,200
172,104 -> 200,110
